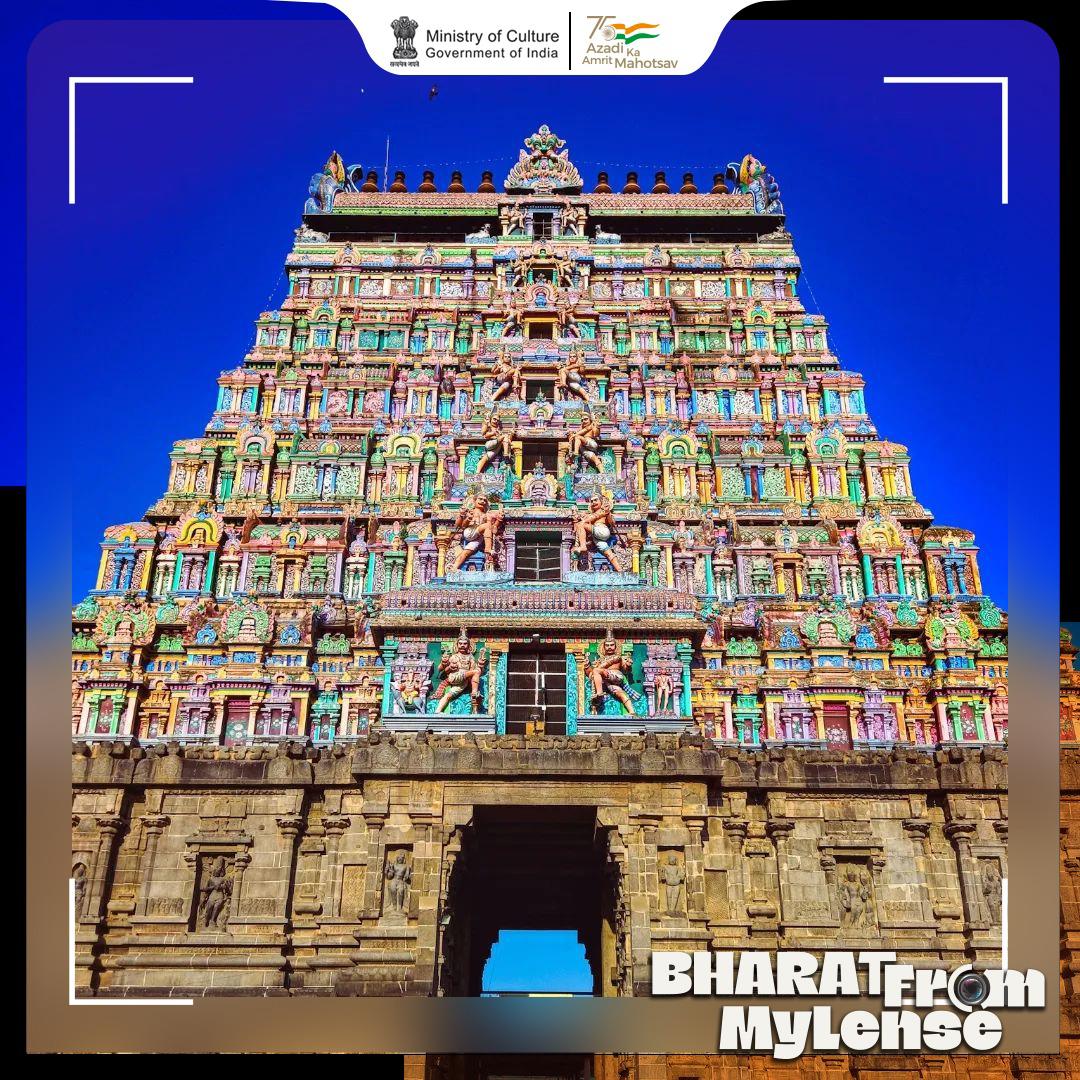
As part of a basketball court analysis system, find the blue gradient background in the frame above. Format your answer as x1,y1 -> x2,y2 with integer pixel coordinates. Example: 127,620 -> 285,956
23,10 -> 1060,1030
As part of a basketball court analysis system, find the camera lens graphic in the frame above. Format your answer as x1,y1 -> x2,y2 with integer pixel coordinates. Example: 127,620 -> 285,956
951,969 -> 991,1008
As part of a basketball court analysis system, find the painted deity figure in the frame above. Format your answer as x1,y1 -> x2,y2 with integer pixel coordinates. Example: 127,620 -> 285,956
563,205 -> 586,236
573,495 -> 619,571
566,411 -> 602,471
501,306 -> 524,339
654,671 -> 674,716
477,412 -> 515,474
558,306 -> 582,339
304,152 -> 346,215
509,254 -> 529,289
490,352 -> 523,402
661,853 -> 685,916
199,856 -> 232,931
435,628 -> 488,713
385,851 -> 412,913
451,493 -> 504,571
504,204 -> 527,236
586,631 -> 635,713
557,349 -> 590,403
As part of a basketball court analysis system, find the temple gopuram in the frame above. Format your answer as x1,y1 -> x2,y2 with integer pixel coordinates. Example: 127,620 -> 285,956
71,127 -> 1008,998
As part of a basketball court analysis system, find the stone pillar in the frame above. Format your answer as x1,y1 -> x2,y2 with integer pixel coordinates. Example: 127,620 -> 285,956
276,814 -> 305,918
320,815 -> 351,919
132,814 -> 170,917
944,820 -> 981,929
85,815 -> 125,924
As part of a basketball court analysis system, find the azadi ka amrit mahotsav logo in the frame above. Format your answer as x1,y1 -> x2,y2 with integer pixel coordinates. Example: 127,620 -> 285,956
600,19 -> 661,44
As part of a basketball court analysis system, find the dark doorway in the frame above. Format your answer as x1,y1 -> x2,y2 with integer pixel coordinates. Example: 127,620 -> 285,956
438,806 -> 613,998
527,321 -> 555,340
505,645 -> 566,734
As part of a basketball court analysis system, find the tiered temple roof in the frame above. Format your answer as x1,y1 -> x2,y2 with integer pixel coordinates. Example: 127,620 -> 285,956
72,125 -> 1006,748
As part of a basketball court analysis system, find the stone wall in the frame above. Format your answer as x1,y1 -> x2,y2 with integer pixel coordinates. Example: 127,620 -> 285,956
71,734 -> 1006,998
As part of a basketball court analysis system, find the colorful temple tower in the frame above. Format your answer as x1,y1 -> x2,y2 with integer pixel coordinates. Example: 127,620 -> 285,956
72,125 -> 1007,749
70,128 -> 1009,998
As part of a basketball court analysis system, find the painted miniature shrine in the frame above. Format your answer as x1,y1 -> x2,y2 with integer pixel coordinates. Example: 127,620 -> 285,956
71,126 -> 1008,749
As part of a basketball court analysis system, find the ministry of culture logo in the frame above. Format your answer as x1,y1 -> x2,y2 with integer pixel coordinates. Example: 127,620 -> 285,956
391,16 -> 419,60
600,20 -> 661,44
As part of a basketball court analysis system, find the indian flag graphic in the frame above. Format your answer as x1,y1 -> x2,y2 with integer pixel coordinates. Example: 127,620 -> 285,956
605,21 -> 661,45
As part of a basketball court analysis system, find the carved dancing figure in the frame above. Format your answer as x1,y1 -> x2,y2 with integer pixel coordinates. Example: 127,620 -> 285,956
451,493 -> 504,571
490,351 -> 523,402
557,349 -> 589,403
566,411 -> 603,471
199,856 -> 232,931
434,628 -> 488,713
385,851 -> 412,913
477,412 -> 515,474
586,629 -> 635,713
573,494 -> 620,571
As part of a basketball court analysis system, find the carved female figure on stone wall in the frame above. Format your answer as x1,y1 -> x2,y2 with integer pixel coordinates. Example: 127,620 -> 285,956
661,853 -> 685,916
72,861 -> 88,919
199,856 -> 232,931
385,851 -> 412,914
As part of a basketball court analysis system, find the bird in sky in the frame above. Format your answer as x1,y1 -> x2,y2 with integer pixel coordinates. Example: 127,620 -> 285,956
429,85 -> 439,101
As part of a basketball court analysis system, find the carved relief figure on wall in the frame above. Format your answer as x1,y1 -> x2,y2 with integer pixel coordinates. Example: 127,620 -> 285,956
654,670 -> 674,716
198,856 -> 232,931
435,628 -> 488,713
490,350 -> 523,402
451,493 -> 504,571
982,859 -> 1003,923
476,412 -> 515,474
556,349 -> 590,403
385,851 -> 412,914
838,865 -> 874,929
573,494 -> 620,571
72,861 -> 88,919
661,853 -> 685,916
566,410 -> 602,471
586,630 -> 635,713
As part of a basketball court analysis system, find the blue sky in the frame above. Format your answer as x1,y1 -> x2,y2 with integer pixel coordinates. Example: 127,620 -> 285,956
25,16 -> 1056,603
21,12 -> 1058,991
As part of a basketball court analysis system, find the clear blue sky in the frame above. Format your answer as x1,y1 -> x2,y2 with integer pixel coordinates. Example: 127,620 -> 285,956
25,16 -> 1056,604
21,12 -> 1058,990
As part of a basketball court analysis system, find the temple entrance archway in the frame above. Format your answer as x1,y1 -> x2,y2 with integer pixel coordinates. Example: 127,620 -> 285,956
438,805 -> 618,997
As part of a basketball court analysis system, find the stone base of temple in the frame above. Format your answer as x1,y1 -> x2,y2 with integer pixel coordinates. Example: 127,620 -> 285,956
71,735 -> 1014,999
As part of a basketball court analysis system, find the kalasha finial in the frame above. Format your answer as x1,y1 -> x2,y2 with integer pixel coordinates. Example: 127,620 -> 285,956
622,171 -> 641,194
418,170 -> 437,193
652,171 -> 670,194
680,172 -> 697,194
593,171 -> 612,194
